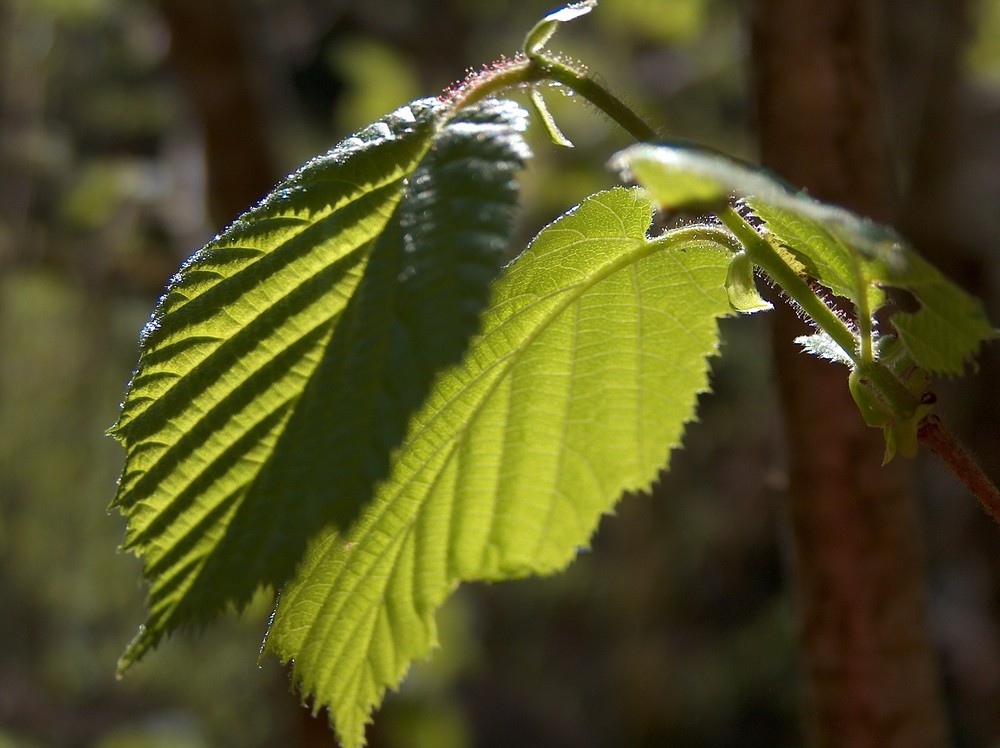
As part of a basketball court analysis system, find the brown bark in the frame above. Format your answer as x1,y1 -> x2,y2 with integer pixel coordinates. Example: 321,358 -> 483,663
159,0 -> 279,223
751,1 -> 950,746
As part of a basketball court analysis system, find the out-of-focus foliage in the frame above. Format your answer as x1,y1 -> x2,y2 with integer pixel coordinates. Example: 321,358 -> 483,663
3,0 -> 1000,746
0,272 -> 295,746
965,0 -> 1000,83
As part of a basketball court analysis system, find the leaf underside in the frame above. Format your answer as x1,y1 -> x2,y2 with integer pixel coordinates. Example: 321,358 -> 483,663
747,199 -> 996,374
613,141 -> 995,374
264,187 -> 734,748
110,97 -> 530,669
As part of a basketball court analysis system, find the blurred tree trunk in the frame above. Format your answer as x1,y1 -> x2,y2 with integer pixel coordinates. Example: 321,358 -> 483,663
159,3 -> 346,745
751,1 -> 950,746
159,0 -> 279,223
0,2 -> 48,271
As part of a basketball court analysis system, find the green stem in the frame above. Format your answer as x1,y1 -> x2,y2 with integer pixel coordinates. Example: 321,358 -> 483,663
447,53 -> 657,143
718,206 -> 920,417
718,207 -> 858,356
534,56 -> 657,141
919,415 -> 1000,525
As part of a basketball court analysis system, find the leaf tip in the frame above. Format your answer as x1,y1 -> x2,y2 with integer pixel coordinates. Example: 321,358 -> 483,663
529,87 -> 574,148
116,625 -> 155,677
610,143 -> 734,213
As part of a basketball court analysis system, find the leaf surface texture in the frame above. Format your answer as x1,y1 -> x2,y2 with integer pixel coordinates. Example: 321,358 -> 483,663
264,188 -> 734,747
613,141 -> 995,374
111,98 -> 529,667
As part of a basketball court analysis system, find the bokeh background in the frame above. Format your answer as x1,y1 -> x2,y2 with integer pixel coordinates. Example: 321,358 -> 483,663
2,0 -> 1000,746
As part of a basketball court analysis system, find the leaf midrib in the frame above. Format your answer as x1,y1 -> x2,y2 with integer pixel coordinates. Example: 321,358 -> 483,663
275,218 -> 729,701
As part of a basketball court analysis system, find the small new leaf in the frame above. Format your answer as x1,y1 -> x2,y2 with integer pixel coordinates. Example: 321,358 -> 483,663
795,331 -> 854,366
530,87 -> 574,147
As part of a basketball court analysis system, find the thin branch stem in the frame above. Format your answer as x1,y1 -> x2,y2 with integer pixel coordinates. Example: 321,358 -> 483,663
918,415 -> 1000,525
446,53 -> 657,143
717,205 -> 860,361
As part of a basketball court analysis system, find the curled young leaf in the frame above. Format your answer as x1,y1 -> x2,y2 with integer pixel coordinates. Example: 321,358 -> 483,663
524,0 -> 598,57
611,140 -> 783,212
530,87 -> 574,147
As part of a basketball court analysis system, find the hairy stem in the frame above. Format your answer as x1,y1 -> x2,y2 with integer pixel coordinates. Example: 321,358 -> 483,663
752,1 -> 949,744
534,56 -> 656,141
718,205 -> 921,420
446,53 -> 656,143
918,415 -> 1000,525
718,206 -> 858,357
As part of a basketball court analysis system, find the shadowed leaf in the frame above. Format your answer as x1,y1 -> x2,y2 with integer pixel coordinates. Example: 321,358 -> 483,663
111,97 -> 530,669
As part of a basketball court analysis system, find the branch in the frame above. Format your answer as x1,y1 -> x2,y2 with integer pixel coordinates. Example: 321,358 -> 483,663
918,415 -> 1000,525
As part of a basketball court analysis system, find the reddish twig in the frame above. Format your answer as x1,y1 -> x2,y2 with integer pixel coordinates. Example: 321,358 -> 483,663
918,414 -> 1000,525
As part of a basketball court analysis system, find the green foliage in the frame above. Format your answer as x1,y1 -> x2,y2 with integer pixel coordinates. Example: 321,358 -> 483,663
523,0 -> 596,57
263,188 -> 734,746
615,140 -> 994,460
110,4 -> 996,747
748,199 -> 994,375
614,140 -> 996,377
110,98 -> 530,668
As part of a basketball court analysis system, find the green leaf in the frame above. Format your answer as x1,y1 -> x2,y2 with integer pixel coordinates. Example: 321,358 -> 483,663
745,200 -> 884,314
610,140 -> 793,213
264,187 -> 734,748
614,141 -> 996,375
795,331 -> 854,366
529,87 -> 574,148
874,252 -> 997,375
110,97 -> 530,670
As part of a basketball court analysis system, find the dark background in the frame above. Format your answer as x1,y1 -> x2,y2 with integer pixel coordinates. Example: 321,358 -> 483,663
2,0 -> 999,745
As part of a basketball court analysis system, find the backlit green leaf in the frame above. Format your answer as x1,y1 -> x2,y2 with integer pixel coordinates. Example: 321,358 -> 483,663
749,199 -> 996,374
610,140 -> 792,212
264,188 -> 734,748
110,97 -> 530,670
